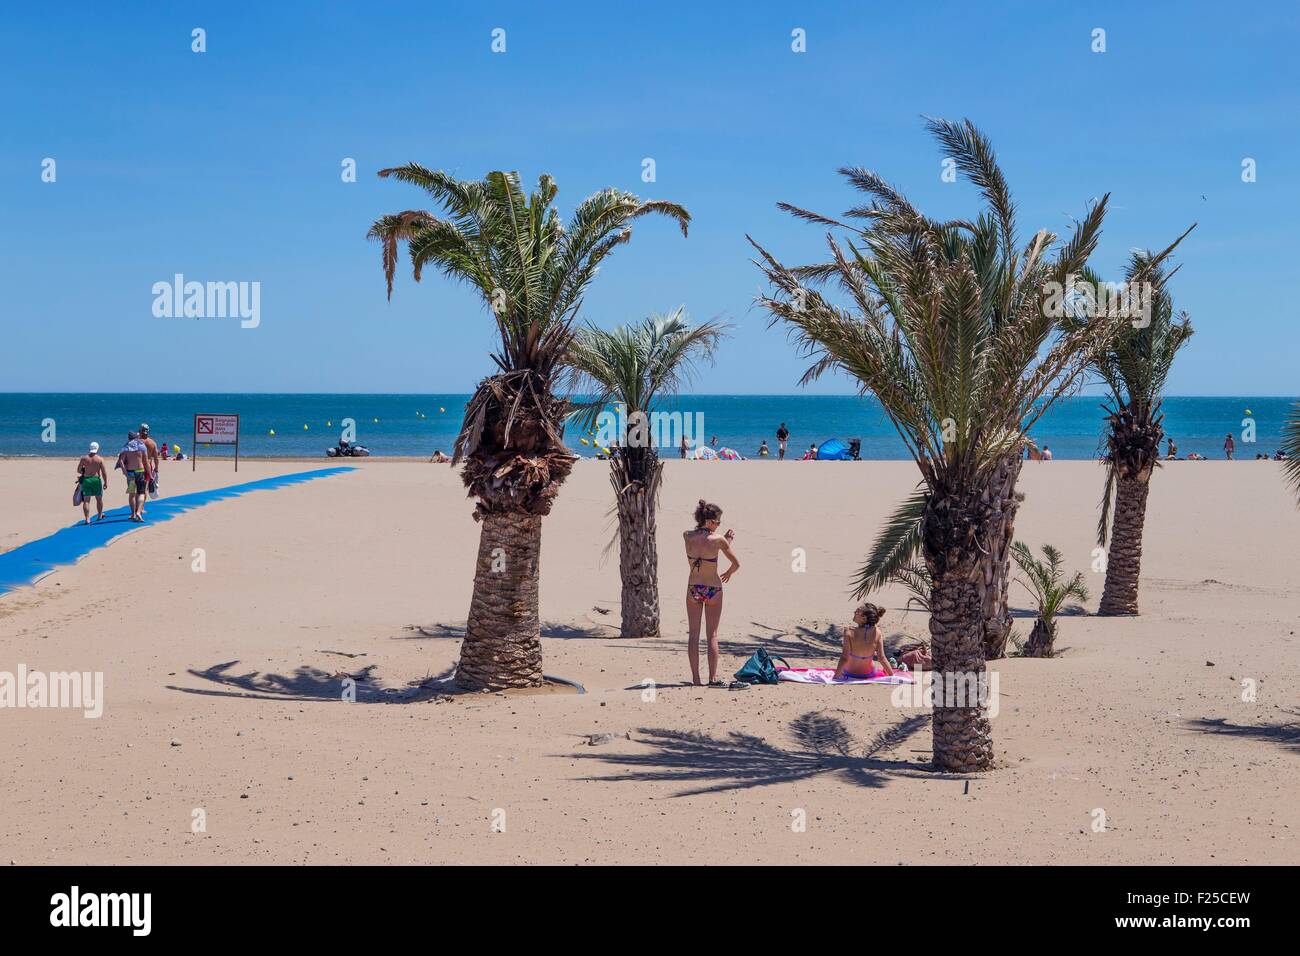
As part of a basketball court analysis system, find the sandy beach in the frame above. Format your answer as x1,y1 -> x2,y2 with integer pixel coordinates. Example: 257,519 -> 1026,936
1,456 -> 1295,865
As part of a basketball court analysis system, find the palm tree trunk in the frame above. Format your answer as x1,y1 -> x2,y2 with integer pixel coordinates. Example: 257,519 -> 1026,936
977,452 -> 1023,660
924,491 -> 995,772
1098,473 -> 1151,615
612,453 -> 662,639
456,511 -> 544,690
927,570 -> 994,771
1023,617 -> 1055,657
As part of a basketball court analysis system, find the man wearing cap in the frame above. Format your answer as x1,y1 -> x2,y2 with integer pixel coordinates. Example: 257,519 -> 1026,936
76,442 -> 108,524
116,431 -> 153,523
139,422 -> 161,508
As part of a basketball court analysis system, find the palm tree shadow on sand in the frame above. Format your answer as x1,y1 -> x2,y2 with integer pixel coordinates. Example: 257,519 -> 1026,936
168,660 -> 459,703
721,621 -> 920,663
570,711 -> 935,796
396,620 -> 615,641
718,622 -> 842,662
1186,710 -> 1300,755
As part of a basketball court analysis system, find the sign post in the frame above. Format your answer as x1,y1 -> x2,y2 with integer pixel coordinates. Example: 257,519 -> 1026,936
193,413 -> 241,471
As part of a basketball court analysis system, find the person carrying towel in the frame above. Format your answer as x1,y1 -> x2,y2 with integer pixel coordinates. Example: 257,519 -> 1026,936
116,432 -> 153,523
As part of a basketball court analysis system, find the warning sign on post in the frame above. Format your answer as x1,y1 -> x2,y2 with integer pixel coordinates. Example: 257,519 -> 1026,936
193,413 -> 241,471
194,414 -> 239,444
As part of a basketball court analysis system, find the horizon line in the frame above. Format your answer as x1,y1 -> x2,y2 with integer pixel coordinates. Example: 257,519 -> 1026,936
1,391 -> 1297,400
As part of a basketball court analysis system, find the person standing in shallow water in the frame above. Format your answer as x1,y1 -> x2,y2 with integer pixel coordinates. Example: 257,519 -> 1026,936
1224,433 -> 1235,460
683,500 -> 739,687
776,422 -> 789,460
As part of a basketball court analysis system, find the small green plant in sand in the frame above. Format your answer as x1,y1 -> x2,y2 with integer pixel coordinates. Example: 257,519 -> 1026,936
1010,542 -> 1089,658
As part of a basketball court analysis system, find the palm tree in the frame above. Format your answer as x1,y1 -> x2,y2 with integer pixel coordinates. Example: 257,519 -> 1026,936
752,117 -> 1138,771
368,166 -> 688,689
1281,402 -> 1300,502
1070,253 -> 1194,615
1010,542 -> 1089,657
568,310 -> 727,639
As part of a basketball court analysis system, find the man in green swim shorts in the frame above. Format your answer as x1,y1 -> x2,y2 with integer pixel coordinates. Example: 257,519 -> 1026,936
77,441 -> 108,524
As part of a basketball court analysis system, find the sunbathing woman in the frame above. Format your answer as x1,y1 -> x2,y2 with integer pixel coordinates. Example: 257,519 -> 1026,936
832,603 -> 894,681
684,500 -> 740,687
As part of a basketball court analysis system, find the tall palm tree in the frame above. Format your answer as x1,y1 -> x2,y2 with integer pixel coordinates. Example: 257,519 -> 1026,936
368,166 -> 688,689
752,117 -> 1141,771
1069,252 -> 1194,615
568,309 -> 727,639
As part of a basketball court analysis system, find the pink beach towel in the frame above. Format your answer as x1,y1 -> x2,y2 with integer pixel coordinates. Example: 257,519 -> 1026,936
776,666 -> 915,685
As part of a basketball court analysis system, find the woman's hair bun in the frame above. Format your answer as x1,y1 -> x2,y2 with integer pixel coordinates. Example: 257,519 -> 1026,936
856,602 -> 886,626
694,500 -> 723,527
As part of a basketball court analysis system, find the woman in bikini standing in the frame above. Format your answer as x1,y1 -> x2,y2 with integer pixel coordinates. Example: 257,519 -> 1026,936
684,500 -> 740,686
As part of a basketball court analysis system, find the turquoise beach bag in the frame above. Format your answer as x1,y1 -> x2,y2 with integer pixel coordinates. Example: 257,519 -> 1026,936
733,648 -> 790,685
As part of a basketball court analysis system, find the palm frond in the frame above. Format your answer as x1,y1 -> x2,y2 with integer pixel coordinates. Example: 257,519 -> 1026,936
752,118 -> 1122,502
1283,401 -> 1300,502
851,487 -> 928,599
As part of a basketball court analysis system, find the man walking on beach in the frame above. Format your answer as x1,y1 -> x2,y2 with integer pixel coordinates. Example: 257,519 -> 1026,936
140,422 -> 160,509
776,422 -> 789,461
117,431 -> 153,523
76,442 -> 108,524
1224,433 -> 1235,460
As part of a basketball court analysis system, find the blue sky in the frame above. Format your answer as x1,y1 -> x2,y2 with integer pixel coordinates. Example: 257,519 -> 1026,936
2,1 -> 1297,395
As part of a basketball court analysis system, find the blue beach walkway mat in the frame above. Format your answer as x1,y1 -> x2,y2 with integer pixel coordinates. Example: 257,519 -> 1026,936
0,467 -> 355,597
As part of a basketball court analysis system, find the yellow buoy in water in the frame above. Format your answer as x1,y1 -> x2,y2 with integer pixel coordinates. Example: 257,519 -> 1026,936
303,424 -> 309,430
580,438 -> 590,446
439,407 -> 445,413
269,429 -> 276,436
1245,408 -> 1252,416
373,418 -> 379,423
327,420 -> 332,427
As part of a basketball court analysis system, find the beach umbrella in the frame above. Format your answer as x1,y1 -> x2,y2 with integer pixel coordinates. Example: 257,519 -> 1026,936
692,446 -> 718,460
717,447 -> 743,460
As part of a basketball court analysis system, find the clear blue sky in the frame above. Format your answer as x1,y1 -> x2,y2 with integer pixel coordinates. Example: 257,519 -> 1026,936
3,1 -> 1297,395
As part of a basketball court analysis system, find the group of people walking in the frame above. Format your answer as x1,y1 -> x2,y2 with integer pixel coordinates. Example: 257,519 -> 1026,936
74,423 -> 164,524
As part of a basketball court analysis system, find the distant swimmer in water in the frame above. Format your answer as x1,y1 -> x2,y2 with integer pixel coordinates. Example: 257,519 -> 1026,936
757,440 -> 769,457
683,500 -> 739,687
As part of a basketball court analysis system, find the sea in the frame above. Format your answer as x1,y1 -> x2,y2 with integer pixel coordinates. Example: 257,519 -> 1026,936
0,393 -> 1292,461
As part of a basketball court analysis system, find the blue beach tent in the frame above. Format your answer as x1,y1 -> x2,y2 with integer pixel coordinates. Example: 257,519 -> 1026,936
816,438 -> 852,461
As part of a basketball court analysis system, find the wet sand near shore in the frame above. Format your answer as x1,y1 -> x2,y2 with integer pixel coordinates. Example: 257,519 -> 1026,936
0,458 -> 1296,864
